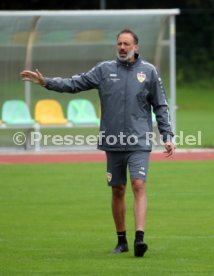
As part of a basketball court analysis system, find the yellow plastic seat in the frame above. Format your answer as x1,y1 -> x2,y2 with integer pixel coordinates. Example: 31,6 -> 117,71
35,99 -> 68,125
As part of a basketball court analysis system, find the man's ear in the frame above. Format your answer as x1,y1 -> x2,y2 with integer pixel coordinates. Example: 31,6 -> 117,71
134,44 -> 139,52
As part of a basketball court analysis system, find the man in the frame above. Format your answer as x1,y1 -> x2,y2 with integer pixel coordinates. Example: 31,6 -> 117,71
20,29 -> 175,257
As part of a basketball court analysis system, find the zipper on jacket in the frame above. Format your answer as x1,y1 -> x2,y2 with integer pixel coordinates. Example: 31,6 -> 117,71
123,64 -> 129,151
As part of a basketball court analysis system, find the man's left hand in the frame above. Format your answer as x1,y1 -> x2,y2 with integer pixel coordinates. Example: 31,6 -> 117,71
164,142 -> 176,157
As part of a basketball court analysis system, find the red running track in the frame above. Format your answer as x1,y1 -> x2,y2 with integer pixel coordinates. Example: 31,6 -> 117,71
0,150 -> 214,164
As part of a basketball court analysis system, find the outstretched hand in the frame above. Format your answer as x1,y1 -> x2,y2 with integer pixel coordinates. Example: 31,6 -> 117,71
164,142 -> 176,157
20,69 -> 45,86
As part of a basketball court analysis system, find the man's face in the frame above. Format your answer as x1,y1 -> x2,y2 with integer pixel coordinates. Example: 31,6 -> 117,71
117,33 -> 139,62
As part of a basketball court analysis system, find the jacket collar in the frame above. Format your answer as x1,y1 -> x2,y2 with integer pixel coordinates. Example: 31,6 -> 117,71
116,53 -> 141,67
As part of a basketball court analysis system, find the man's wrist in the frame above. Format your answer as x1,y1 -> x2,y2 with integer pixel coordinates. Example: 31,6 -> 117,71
40,77 -> 46,86
162,134 -> 173,143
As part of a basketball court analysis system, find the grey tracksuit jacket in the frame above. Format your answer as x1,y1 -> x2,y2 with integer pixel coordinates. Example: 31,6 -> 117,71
44,55 -> 174,151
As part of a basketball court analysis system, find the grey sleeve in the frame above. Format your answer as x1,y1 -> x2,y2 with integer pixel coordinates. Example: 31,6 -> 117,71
149,70 -> 174,142
44,65 -> 102,93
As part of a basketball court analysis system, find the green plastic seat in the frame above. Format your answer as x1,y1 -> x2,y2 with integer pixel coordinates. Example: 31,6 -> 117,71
2,100 -> 35,125
152,110 -> 156,126
67,99 -> 100,126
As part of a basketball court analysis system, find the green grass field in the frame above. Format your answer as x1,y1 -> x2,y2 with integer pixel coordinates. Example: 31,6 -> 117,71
0,161 -> 213,275
176,81 -> 214,148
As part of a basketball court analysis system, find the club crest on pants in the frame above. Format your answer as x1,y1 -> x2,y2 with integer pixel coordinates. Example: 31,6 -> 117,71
107,172 -> 112,182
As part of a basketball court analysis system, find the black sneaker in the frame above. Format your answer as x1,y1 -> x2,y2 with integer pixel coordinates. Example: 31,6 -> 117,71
134,241 -> 148,257
112,243 -> 129,254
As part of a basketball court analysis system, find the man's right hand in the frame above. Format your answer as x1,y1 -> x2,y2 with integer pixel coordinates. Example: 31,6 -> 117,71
20,69 -> 45,86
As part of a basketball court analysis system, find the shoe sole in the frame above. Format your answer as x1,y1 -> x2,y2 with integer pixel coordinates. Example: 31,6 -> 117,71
112,244 -> 129,254
134,243 -> 148,257
112,248 -> 129,254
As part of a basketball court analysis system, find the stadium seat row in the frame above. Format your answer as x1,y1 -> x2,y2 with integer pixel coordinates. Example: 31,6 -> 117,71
0,99 -> 100,127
